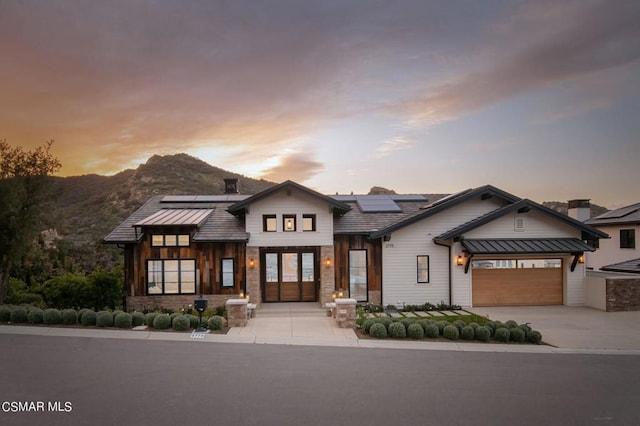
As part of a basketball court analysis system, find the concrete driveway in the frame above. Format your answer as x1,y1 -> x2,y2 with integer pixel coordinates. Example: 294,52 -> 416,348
470,306 -> 640,351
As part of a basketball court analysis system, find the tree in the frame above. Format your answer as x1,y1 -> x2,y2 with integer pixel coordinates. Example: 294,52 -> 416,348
0,140 -> 61,304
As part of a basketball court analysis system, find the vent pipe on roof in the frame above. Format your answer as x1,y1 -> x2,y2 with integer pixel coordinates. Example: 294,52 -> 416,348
568,199 -> 590,222
224,178 -> 239,194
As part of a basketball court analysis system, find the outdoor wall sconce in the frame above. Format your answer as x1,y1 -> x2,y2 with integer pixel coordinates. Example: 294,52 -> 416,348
338,290 -> 344,298
239,291 -> 245,299
456,255 -> 464,266
325,257 -> 332,267
285,218 -> 294,231
578,255 -> 585,264
248,258 -> 255,268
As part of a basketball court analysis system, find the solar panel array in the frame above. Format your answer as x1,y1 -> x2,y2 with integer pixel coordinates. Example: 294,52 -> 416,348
594,203 -> 640,219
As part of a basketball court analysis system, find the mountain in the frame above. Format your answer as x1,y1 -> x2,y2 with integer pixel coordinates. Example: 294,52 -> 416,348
48,153 -> 276,271
542,201 -> 609,218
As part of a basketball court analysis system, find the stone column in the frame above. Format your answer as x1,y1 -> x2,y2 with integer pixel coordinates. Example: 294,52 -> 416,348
226,298 -> 248,327
335,298 -> 357,328
320,245 -> 335,306
245,246 -> 261,307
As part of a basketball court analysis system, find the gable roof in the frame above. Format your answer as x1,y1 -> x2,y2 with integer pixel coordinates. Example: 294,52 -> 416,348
585,202 -> 640,226
434,199 -> 609,243
227,180 -> 351,216
369,185 -> 521,239
601,257 -> 640,274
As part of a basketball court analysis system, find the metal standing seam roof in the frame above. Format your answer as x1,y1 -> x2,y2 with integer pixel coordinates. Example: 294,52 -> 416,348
461,238 -> 595,255
134,208 -> 214,227
601,258 -> 640,274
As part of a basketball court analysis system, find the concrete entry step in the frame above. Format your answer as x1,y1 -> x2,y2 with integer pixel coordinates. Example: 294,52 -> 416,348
256,302 -> 324,317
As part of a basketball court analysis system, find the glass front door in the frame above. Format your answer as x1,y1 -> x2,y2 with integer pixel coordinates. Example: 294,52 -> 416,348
262,249 -> 317,302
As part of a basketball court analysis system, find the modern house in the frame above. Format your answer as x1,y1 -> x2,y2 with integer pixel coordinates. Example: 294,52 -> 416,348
104,179 -> 608,311
584,202 -> 640,274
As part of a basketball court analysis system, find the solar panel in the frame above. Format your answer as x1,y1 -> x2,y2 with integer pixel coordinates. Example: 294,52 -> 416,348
594,203 -> 640,219
355,195 -> 402,213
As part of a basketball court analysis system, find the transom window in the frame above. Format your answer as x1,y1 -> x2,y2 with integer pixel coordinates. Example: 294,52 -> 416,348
151,234 -> 190,247
283,215 -> 296,232
302,214 -> 316,231
620,229 -> 636,249
263,215 -> 277,232
417,255 -> 429,283
147,259 -> 196,295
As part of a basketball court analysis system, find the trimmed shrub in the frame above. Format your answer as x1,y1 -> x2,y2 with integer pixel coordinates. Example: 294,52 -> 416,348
369,323 -> 387,338
27,307 -> 44,324
460,325 -> 475,341
518,324 -> 532,341
509,327 -> 526,343
114,312 -> 133,329
388,322 -> 407,338
62,309 -> 78,325
186,314 -> 200,329
468,322 -> 480,329
172,315 -> 190,331
208,315 -> 225,331
453,320 -> 466,332
112,310 -> 125,321
400,318 -> 415,331
529,330 -> 543,344
43,309 -> 62,325
435,321 -> 448,335
424,324 -> 440,338
417,319 -> 433,332
78,308 -> 91,321
494,321 -> 505,330
494,327 -> 510,343
81,310 -> 97,326
131,312 -> 145,327
0,306 -> 11,322
475,326 -> 491,342
169,312 -> 181,323
153,314 -> 171,330
379,317 -> 393,330
145,312 -> 159,327
484,321 -> 496,334
10,307 -> 28,323
407,323 -> 424,339
505,320 -> 518,329
443,325 -> 459,340
96,311 -> 114,327
362,319 -> 376,334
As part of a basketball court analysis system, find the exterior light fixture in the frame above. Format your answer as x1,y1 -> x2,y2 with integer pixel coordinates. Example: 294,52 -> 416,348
325,257 -> 332,267
331,292 -> 337,301
239,291 -> 245,299
338,291 -> 344,298
285,218 -> 294,230
578,255 -> 585,264
248,259 -> 255,268
456,255 -> 464,266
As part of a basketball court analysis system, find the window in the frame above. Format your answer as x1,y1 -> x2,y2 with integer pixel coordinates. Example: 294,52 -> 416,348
265,253 -> 278,282
263,215 -> 277,232
621,229 -> 636,249
221,258 -> 235,288
146,259 -> 196,295
151,234 -> 190,247
283,215 -> 296,232
349,250 -> 367,302
417,255 -> 429,283
302,214 -> 316,231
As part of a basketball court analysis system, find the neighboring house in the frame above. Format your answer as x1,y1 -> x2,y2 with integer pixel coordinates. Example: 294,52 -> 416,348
104,180 -> 607,311
584,202 -> 640,274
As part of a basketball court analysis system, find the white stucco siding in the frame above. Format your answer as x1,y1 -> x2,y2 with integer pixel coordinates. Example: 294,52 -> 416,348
245,189 -> 334,247
586,224 -> 639,270
382,198 -> 506,307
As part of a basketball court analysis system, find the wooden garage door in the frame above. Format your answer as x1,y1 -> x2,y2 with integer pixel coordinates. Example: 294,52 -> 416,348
473,267 -> 562,306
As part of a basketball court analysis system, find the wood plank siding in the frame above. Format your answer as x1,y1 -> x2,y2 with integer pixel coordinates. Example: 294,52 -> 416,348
333,235 -> 382,298
472,267 -> 563,306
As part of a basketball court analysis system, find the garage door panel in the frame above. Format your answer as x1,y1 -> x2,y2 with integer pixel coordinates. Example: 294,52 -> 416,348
473,268 -> 562,307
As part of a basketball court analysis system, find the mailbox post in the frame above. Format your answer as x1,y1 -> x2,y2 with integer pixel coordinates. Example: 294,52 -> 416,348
194,296 -> 208,332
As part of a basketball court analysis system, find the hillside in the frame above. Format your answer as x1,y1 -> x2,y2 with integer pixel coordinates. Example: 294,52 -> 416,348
542,201 -> 609,218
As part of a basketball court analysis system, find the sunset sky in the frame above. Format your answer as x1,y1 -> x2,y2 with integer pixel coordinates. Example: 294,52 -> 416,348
1,0 -> 639,208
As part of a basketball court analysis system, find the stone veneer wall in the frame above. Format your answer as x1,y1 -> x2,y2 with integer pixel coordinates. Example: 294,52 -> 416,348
320,245 -> 335,306
606,278 -> 640,312
126,294 -> 234,312
246,246 -> 261,306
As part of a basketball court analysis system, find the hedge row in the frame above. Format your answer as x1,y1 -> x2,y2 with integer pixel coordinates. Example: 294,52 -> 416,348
361,317 -> 542,344
0,305 -> 227,332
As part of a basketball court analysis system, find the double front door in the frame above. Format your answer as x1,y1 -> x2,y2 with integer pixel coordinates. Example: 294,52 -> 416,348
262,248 -> 318,302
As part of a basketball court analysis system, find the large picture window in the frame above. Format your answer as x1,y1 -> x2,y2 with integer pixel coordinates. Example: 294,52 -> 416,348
147,259 -> 196,295
620,229 -> 636,249
417,255 -> 429,283
349,250 -> 368,302
221,258 -> 235,288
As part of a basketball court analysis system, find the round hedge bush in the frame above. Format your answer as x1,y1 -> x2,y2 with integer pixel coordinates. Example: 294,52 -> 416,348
27,307 -> 44,324
424,324 -> 440,338
369,322 -> 387,338
400,318 -> 414,330
494,327 -> 510,343
153,314 -> 171,330
443,325 -> 459,340
509,327 -> 526,343
417,319 -> 433,332
144,312 -> 159,327
529,330 -> 543,344
186,314 -> 200,329
81,310 -> 97,326
407,323 -> 424,339
484,321 -> 496,334
468,322 -> 480,329
0,306 -> 11,322
114,312 -> 133,329
388,322 -> 407,338
208,315 -> 225,331
43,308 -> 62,325
435,321 -> 448,335
362,319 -> 376,334
62,309 -> 78,325
505,320 -> 519,329
96,311 -> 114,327
460,325 -> 475,341
379,318 -> 393,329
77,309 -> 91,322
453,320 -> 466,332
172,315 -> 190,331
475,326 -> 491,342
131,312 -> 145,327
10,307 -> 28,323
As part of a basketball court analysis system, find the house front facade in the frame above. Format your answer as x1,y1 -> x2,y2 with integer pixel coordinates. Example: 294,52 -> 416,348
104,180 -> 607,311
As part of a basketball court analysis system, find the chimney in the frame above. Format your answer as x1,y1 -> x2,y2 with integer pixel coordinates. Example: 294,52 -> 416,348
568,199 -> 590,221
224,178 -> 239,194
